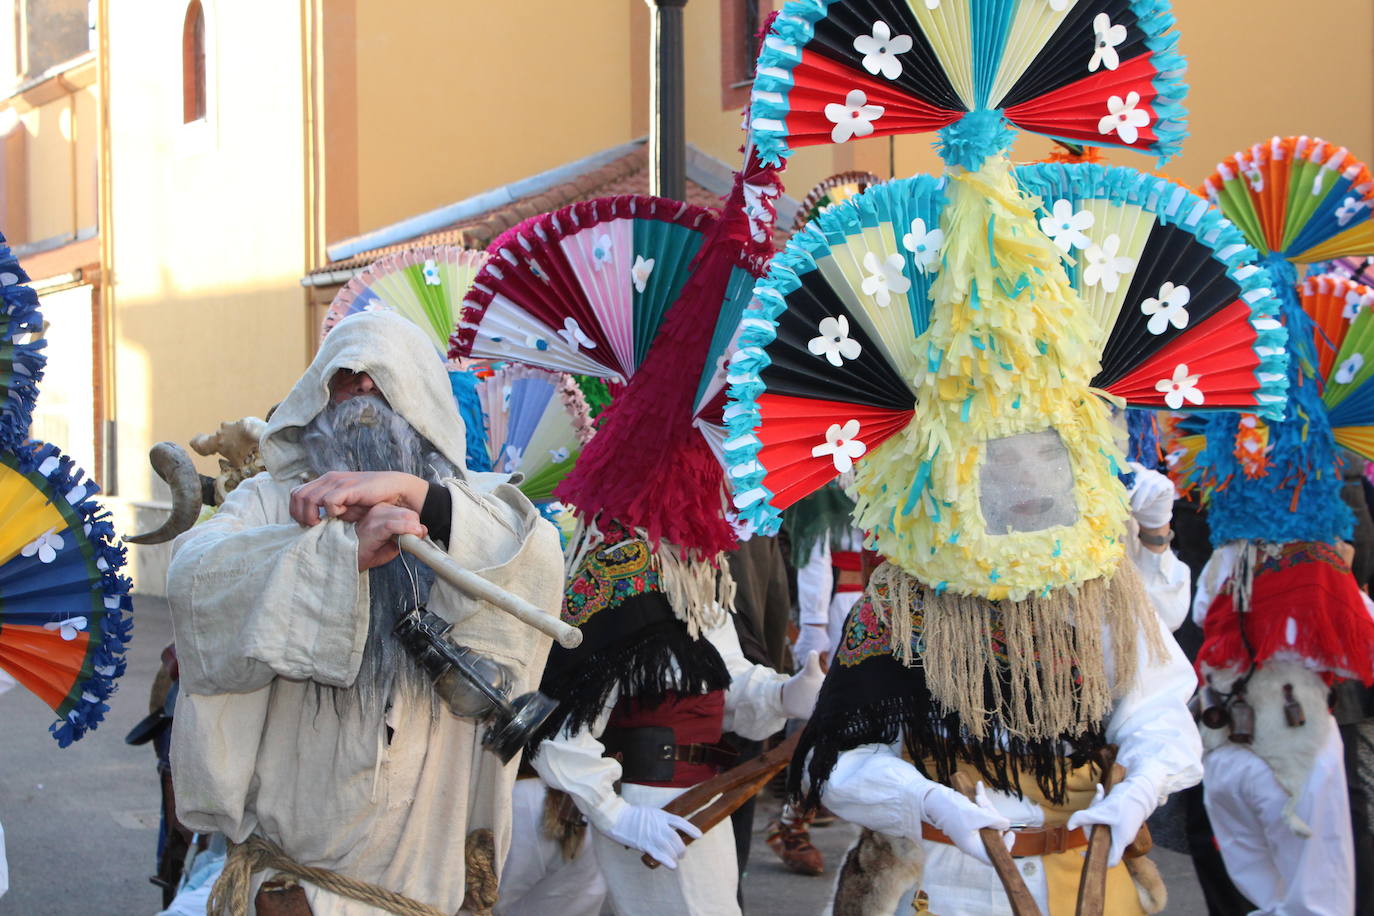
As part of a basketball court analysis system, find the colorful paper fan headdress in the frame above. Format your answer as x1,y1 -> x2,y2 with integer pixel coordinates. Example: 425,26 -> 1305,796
1193,138 -> 1374,546
0,234 -> 45,452
791,170 -> 885,232
456,153 -> 783,560
0,441 -> 133,745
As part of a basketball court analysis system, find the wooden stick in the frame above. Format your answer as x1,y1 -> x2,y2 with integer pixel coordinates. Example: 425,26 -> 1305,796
1074,752 -> 1125,916
641,732 -> 801,869
397,534 -> 583,648
951,772 -> 1043,916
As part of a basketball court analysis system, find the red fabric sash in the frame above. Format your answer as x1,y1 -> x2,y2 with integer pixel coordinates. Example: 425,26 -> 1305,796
607,690 -> 727,788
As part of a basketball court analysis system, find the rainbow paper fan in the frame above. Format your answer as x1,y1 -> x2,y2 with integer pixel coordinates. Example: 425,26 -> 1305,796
724,166 -> 1287,522
0,441 -> 132,745
0,234 -> 45,451
751,0 -> 1187,168
1309,275 -> 1374,461
792,170 -> 884,231
324,247 -> 486,354
468,365 -> 593,503
1202,137 -> 1374,265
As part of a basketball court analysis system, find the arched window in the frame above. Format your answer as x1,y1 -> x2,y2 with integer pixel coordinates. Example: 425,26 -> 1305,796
182,2 -> 206,124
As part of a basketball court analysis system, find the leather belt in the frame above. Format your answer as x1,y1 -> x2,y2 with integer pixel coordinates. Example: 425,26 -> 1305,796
601,725 -> 738,783
921,823 -> 1088,858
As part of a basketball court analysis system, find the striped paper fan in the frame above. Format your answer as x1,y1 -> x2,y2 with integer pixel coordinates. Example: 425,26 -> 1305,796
0,442 -> 131,745
751,0 -> 1187,167
1314,276 -> 1374,460
1202,137 -> 1374,264
472,365 -> 592,504
723,166 -> 1287,519
324,247 -> 485,354
1014,162 -> 1287,416
791,170 -> 884,231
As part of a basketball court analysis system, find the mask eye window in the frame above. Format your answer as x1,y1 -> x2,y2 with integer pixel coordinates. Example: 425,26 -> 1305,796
979,429 -> 1079,535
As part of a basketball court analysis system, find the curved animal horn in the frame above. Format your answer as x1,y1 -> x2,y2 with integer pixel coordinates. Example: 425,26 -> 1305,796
126,442 -> 205,545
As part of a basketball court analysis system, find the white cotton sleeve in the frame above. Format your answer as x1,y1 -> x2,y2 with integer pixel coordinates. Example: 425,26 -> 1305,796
1105,613 -> 1204,803
709,615 -> 788,739
820,743 -> 928,840
1127,535 -> 1192,632
1192,544 -> 1239,628
796,541 -> 834,628
529,690 -> 628,833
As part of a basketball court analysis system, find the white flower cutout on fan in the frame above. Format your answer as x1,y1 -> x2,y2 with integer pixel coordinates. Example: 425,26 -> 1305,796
1344,290 -> 1366,320
21,527 -> 63,563
825,90 -> 884,144
1336,353 -> 1365,385
591,234 -> 614,270
853,21 -> 912,80
549,447 -> 570,463
631,255 -> 655,293
1336,196 -> 1366,227
0,270 -> 17,285
1156,364 -> 1204,409
902,219 -> 944,272
861,252 -> 910,307
501,445 -> 524,474
1039,200 -> 1095,253
808,315 -> 862,367
1089,13 -> 1127,72
812,420 -> 867,473
557,317 -> 596,350
422,259 -> 442,286
1140,282 -> 1191,335
1097,92 -> 1150,145
43,616 -> 87,641
1047,0 -> 1070,8
1082,234 -> 1136,292
1243,164 -> 1264,193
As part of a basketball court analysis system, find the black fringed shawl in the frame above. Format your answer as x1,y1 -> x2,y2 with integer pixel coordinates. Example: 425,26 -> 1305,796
529,534 -> 731,751
789,585 -> 1109,808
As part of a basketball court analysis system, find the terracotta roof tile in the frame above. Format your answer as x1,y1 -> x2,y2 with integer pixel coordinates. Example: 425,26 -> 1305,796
310,147 -> 725,279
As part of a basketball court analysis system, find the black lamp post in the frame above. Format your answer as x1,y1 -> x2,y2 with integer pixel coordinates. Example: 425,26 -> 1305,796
646,0 -> 688,200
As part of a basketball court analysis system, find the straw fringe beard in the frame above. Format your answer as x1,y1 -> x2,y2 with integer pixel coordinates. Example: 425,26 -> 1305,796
302,394 -> 457,719
872,558 -> 1166,743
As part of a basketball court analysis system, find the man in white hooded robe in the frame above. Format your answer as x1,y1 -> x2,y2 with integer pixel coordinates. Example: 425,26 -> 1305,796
167,311 -> 564,915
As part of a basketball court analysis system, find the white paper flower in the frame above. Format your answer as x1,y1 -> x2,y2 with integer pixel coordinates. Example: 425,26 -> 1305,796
824,90 -> 885,144
1336,196 -> 1366,227
1039,199 -> 1095,253
1089,13 -> 1127,72
549,447 -> 570,463
1344,290 -> 1365,320
1047,0 -> 1070,9
901,218 -> 945,272
1336,353 -> 1365,385
1312,172 -> 1327,197
43,616 -> 87,641
591,234 -> 614,269
1155,364 -> 1204,409
631,254 -> 655,293
853,21 -> 913,80
924,0 -> 939,7
1140,282 -> 1191,335
21,527 -> 63,564
1082,234 -> 1136,293
860,251 -> 911,308
522,334 -> 549,351
0,271 -> 17,285
556,317 -> 596,350
808,315 -> 863,367
501,445 -> 524,474
422,258 -> 442,286
811,419 -> 867,473
1243,165 -> 1264,193
1097,92 -> 1151,145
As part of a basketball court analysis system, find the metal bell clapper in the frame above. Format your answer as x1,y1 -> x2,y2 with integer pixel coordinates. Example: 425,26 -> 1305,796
1283,683 -> 1307,727
394,607 -> 560,763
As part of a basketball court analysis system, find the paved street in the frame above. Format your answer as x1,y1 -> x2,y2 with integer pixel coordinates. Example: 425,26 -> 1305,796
0,594 -> 1206,915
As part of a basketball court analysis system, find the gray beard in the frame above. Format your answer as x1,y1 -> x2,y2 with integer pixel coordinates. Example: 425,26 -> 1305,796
302,395 -> 457,720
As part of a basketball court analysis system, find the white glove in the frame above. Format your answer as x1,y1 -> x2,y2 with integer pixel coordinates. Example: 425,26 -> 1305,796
781,650 -> 825,718
793,624 -> 831,669
1066,777 -> 1157,867
1128,464 -> 1176,530
920,781 -> 1013,866
602,804 -> 703,869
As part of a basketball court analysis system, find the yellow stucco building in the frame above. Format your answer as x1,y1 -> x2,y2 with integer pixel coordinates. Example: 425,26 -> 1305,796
4,0 -> 1372,592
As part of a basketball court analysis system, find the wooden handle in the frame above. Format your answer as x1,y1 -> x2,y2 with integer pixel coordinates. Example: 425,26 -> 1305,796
951,772 -> 1043,916
641,732 -> 802,869
1074,753 -> 1125,916
397,534 -> 582,649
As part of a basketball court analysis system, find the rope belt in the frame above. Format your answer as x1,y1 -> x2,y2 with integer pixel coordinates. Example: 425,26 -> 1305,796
207,833 -> 451,916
